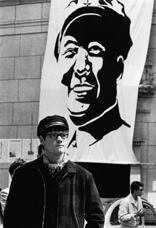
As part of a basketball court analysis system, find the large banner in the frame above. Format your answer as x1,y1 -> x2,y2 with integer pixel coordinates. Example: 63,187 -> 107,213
39,0 -> 154,164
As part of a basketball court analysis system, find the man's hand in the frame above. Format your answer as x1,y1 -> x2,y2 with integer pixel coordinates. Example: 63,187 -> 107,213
135,208 -> 146,217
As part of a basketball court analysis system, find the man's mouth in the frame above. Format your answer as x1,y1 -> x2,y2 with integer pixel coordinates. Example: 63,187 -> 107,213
73,84 -> 95,93
56,144 -> 64,148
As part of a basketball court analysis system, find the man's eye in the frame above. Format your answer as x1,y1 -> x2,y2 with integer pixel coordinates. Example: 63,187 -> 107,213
89,47 -> 103,56
62,48 -> 77,58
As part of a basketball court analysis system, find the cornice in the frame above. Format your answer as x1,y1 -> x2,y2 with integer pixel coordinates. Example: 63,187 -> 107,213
0,0 -> 50,7
0,18 -> 49,36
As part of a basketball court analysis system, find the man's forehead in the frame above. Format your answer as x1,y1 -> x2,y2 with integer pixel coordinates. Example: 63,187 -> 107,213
60,36 -> 77,47
59,16 -> 107,51
63,14 -> 105,44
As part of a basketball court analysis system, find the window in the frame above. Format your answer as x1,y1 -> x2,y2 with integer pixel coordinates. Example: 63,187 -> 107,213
143,203 -> 156,226
110,205 -> 120,225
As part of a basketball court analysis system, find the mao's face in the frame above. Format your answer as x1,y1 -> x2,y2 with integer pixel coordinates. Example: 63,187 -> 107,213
57,16 -> 123,125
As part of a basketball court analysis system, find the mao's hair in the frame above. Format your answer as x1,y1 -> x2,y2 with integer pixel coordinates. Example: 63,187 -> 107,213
54,0 -> 132,61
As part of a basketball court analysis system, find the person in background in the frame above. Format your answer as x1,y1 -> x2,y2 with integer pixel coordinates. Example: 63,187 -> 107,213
0,158 -> 26,214
0,202 -> 3,228
37,144 -> 44,158
3,115 -> 104,228
118,181 -> 145,228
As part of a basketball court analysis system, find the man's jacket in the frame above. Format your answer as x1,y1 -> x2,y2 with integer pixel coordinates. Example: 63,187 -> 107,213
0,187 -> 9,214
3,157 -> 104,228
118,194 -> 143,228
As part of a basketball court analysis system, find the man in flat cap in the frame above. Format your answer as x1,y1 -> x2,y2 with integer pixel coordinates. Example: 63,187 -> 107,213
3,115 -> 104,228
54,0 -> 133,149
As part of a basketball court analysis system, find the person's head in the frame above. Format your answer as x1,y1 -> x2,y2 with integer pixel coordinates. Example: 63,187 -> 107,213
130,181 -> 144,198
54,1 -> 132,126
37,115 -> 69,162
37,144 -> 44,158
9,158 -> 26,178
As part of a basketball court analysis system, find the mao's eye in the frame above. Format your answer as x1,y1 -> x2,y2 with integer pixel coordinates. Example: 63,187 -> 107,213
62,48 -> 78,58
89,46 -> 104,56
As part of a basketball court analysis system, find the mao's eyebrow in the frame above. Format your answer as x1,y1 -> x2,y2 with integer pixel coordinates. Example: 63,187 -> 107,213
64,39 -> 78,47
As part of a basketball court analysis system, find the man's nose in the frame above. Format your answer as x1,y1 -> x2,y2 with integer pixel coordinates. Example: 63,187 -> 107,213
56,135 -> 63,142
74,47 -> 90,76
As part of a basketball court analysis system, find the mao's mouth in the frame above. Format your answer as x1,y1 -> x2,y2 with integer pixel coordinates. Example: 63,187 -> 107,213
69,82 -> 97,101
73,84 -> 95,93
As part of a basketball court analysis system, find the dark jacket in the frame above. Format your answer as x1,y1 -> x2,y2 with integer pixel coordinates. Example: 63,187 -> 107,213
3,157 -> 104,228
79,104 -> 130,141
68,103 -> 130,148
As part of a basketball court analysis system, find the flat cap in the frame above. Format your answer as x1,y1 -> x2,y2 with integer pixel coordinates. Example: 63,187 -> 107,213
37,115 -> 69,137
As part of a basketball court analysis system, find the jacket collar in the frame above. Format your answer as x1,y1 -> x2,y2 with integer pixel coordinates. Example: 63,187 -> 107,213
66,160 -> 77,173
32,156 -> 76,174
129,193 -> 139,205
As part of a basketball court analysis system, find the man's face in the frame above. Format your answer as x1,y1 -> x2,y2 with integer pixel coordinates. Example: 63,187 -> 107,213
40,128 -> 69,159
57,15 -> 123,125
135,186 -> 144,198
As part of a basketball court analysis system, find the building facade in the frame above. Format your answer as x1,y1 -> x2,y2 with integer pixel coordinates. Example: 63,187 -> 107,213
0,0 -> 156,206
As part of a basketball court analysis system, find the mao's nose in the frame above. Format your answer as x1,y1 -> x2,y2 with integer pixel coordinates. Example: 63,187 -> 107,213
74,47 -> 90,76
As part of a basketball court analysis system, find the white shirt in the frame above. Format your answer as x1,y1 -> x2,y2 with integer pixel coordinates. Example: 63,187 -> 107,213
118,194 -> 143,228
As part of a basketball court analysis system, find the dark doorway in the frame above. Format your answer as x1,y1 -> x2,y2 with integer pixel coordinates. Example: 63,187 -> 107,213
76,163 -> 130,198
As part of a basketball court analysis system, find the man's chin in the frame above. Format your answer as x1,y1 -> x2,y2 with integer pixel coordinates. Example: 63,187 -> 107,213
68,108 -> 91,126
56,149 -> 65,155
68,105 -> 89,118
67,101 -> 90,116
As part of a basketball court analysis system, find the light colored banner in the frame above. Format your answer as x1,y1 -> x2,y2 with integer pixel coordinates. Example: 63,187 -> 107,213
39,0 -> 154,164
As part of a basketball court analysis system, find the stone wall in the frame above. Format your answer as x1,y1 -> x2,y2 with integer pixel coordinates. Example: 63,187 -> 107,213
132,0 -> 156,206
0,0 -> 50,188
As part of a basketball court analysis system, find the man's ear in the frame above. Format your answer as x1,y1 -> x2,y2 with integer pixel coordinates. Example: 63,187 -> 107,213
116,55 -> 124,80
39,135 -> 44,144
